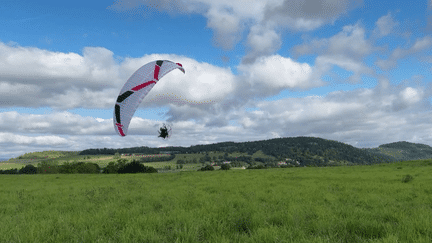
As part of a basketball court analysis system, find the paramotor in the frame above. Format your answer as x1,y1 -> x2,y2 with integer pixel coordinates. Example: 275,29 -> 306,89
158,123 -> 172,139
113,60 -> 185,136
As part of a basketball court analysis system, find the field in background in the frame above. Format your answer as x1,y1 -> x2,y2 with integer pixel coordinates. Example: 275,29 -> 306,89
1,159 -> 431,242
0,150 -> 269,172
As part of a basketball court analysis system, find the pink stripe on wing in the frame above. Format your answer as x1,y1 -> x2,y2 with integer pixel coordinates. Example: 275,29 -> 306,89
116,123 -> 125,136
131,81 -> 156,91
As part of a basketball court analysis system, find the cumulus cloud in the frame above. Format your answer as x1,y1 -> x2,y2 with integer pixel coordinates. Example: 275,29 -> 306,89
0,42 -> 238,112
235,79 -> 431,147
263,0 -> 363,30
146,56 -> 235,106
373,12 -> 399,37
0,43 -> 121,109
0,111 -> 111,135
162,54 -> 322,125
242,23 -> 282,64
293,23 -> 375,84
0,41 -> 324,126
238,54 -> 318,96
375,36 -> 432,70
390,86 -> 425,112
205,6 -> 243,50
294,23 -> 374,58
0,43 -> 117,85
0,132 -> 68,146
107,0 -> 364,63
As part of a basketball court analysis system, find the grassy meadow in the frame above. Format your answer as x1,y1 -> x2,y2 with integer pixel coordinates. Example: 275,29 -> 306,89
1,159 -> 431,242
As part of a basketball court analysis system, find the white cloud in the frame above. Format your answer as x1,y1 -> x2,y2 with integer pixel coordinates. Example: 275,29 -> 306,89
148,57 -> 235,105
0,111 -> 111,135
293,23 -> 374,59
293,23 -> 375,84
242,23 -> 282,64
205,6 -> 243,50
0,43 -> 121,109
238,54 -> 317,94
329,24 -> 373,58
233,81 -> 431,147
373,12 -> 399,37
107,0 -> 364,63
0,132 -> 68,146
375,36 -> 432,70
0,42 -> 238,112
401,87 -> 421,104
0,43 -> 116,83
390,87 -> 424,111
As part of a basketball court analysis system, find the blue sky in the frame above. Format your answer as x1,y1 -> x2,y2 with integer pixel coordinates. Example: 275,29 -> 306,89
1,0 -> 432,159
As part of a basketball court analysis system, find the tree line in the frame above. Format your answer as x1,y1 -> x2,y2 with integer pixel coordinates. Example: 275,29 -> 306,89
0,159 -> 157,174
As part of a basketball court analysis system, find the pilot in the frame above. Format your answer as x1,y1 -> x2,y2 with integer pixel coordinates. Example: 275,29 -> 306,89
158,124 -> 171,139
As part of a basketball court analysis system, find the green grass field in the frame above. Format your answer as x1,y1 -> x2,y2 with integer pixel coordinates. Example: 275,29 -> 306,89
1,159 -> 431,242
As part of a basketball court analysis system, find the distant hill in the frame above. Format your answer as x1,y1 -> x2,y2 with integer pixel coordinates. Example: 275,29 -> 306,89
365,141 -> 432,161
13,137 -> 432,167
16,151 -> 80,160
80,136 -> 397,166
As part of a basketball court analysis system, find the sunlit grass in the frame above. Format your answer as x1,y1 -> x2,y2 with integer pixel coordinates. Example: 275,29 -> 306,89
0,162 -> 24,170
1,160 -> 431,242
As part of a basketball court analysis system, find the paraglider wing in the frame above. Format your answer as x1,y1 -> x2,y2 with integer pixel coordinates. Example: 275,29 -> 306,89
113,60 -> 185,136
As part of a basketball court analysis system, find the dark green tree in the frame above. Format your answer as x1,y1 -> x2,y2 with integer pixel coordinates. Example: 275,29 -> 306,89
220,164 -> 231,170
37,160 -> 59,174
198,165 -> 215,171
19,164 -> 37,174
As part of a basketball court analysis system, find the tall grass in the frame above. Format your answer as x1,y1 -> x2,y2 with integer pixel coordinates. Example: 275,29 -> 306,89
1,160 -> 431,242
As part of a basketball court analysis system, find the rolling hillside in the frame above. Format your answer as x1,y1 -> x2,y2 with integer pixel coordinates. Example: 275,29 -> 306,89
80,137 -> 398,166
9,137 -> 432,167
364,141 -> 432,161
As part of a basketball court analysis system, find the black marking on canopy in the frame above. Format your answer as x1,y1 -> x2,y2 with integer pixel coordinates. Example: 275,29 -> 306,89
117,91 -> 134,103
156,60 -> 163,66
115,104 -> 121,124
